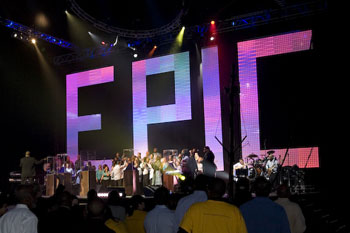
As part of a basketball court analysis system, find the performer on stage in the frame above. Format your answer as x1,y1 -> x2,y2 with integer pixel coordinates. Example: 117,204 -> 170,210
74,154 -> 83,171
19,151 -> 44,184
233,158 -> 248,177
151,147 -> 161,159
265,151 -> 279,183
151,156 -> 162,186
202,146 -> 217,176
140,157 -> 152,186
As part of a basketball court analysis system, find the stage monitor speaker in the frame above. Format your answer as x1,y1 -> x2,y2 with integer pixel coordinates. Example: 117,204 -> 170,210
80,171 -> 96,197
143,185 -> 158,197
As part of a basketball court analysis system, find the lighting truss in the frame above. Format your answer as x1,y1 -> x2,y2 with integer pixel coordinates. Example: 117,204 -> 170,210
54,0 -> 326,65
68,0 -> 186,39
0,16 -> 76,49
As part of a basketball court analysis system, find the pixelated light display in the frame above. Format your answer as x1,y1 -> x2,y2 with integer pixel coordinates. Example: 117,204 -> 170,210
202,47 -> 223,170
238,30 -> 319,168
132,52 -> 192,155
66,66 -> 114,162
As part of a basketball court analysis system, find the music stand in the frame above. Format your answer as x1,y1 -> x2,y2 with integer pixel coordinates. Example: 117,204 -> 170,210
236,168 -> 248,177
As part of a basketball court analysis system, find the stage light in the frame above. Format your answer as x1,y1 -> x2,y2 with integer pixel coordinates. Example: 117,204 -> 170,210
65,10 -> 68,14
179,175 -> 186,181
154,45 -> 157,49
13,33 -> 17,38
211,20 -> 215,25
31,38 -> 36,44
101,41 -> 105,45
133,53 -> 138,58
232,21 -> 235,26
97,192 -> 109,198
210,36 -> 215,41
170,26 -> 185,53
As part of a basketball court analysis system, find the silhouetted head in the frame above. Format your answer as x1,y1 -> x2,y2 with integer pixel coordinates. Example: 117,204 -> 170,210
107,190 -> 121,206
253,176 -> 271,197
15,184 -> 35,208
207,177 -> 226,200
277,184 -> 290,198
154,186 -> 169,205
87,189 -> 97,202
87,197 -> 106,219
194,174 -> 209,191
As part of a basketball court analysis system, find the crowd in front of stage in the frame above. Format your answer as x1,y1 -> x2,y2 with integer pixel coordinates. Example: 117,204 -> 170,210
0,173 -> 306,233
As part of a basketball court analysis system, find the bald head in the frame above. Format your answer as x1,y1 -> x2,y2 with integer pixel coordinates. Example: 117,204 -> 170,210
88,197 -> 106,218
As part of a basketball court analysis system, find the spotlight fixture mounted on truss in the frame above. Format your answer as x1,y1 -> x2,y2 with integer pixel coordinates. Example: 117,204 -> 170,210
0,16 -> 77,50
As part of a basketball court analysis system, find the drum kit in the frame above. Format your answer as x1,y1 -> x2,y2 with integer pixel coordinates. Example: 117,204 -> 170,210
246,153 -> 268,179
239,153 -> 305,190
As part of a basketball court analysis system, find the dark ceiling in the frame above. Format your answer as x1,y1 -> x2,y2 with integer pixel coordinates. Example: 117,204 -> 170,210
0,0 -> 314,46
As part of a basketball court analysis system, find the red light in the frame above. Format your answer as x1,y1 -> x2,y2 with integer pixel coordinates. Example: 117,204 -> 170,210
211,20 -> 215,25
101,41 -> 105,45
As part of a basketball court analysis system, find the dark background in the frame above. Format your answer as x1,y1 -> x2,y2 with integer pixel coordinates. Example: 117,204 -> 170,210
1,0 -> 342,207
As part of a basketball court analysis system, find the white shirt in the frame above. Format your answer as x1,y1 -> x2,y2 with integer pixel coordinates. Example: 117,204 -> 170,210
0,204 -> 38,233
111,164 -> 123,180
275,198 -> 306,233
266,158 -> 279,173
197,162 -> 203,173
174,190 -> 208,227
141,162 -> 152,175
144,205 -> 176,233
233,162 -> 248,176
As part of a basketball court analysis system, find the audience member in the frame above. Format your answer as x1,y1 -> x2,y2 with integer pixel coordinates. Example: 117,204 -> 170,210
240,176 -> 291,233
233,177 -> 252,206
104,205 -> 129,233
108,190 -> 126,221
175,174 -> 208,227
144,186 -> 176,233
275,184 -> 306,233
0,192 -> 8,217
178,177 -> 247,233
125,195 -> 147,233
38,191 -> 77,233
87,189 -> 98,202
0,184 -> 38,233
85,197 -> 115,233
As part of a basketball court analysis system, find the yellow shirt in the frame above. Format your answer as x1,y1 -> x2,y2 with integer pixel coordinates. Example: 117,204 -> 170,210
125,210 -> 147,233
180,200 -> 247,233
105,218 -> 129,233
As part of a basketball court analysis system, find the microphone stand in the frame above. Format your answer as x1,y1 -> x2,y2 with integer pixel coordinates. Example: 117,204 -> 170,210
271,147 -> 289,189
215,135 -> 247,200
303,147 -> 314,169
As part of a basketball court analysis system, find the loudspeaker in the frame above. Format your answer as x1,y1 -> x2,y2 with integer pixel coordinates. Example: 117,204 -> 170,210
143,185 -> 158,197
80,171 -> 96,197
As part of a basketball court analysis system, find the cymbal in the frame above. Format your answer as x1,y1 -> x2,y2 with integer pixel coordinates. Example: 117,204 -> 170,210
247,153 -> 258,158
